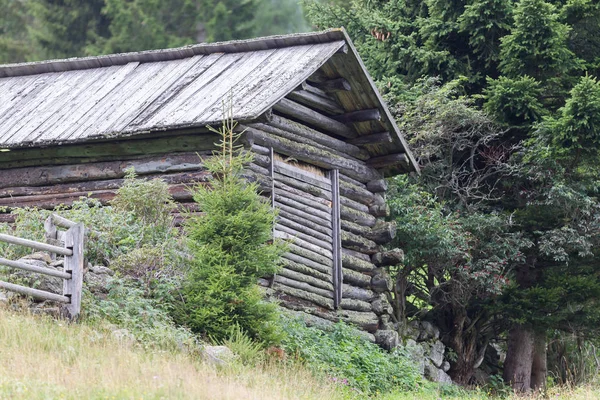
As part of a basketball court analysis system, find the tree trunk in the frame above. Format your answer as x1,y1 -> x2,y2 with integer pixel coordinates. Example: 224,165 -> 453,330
530,331 -> 547,392
448,308 -> 480,385
503,325 -> 534,392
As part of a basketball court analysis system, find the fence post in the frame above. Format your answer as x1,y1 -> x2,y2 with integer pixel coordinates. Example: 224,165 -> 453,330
63,223 -> 84,320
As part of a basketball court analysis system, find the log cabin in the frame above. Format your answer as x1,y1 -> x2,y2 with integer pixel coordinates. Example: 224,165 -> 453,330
0,28 -> 418,344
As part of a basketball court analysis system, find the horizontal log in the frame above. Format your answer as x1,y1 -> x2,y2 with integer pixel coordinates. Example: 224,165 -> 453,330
0,280 -> 70,303
367,153 -> 410,170
342,267 -> 372,288
341,205 -> 377,227
369,202 -> 390,218
274,185 -> 331,212
372,248 -> 405,267
273,283 -> 334,310
288,243 -> 332,267
277,269 -> 334,292
246,127 -> 381,183
273,161 -> 331,189
282,252 -> 332,275
250,144 -> 271,156
342,247 -> 371,262
342,284 -> 377,302
342,252 -> 377,273
276,203 -> 331,230
0,134 -> 218,169
350,132 -> 393,147
0,152 -> 209,190
274,275 -> 334,299
281,258 -> 332,283
311,308 -> 379,333
333,109 -> 381,124
339,180 -> 377,206
274,196 -> 331,222
0,233 -> 72,256
366,221 -> 396,244
275,217 -> 332,244
341,231 -> 379,255
275,224 -> 333,251
366,179 -> 388,193
268,115 -> 368,160
272,173 -> 330,200
0,257 -> 71,279
287,89 -> 345,115
0,214 -> 15,223
341,219 -> 369,236
313,78 -> 351,93
273,98 -> 356,139
278,211 -> 332,238
275,231 -> 333,260
340,196 -> 369,214
0,171 -> 211,199
340,298 -> 373,312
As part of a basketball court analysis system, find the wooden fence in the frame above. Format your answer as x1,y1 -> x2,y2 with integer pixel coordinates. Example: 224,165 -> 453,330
0,214 -> 84,319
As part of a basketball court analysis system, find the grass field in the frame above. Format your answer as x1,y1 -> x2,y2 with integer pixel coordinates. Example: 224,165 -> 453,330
0,306 -> 598,399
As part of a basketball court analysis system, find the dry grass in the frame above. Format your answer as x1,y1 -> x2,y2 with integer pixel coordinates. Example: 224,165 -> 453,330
273,154 -> 326,177
0,307 -> 351,400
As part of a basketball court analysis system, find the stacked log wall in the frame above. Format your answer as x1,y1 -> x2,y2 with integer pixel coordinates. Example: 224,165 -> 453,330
242,90 -> 401,336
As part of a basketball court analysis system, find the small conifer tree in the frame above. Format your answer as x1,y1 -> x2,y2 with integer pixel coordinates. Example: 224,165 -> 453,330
178,118 -> 284,343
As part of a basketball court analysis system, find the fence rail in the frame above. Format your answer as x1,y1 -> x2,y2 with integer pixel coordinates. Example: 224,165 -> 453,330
0,214 -> 84,319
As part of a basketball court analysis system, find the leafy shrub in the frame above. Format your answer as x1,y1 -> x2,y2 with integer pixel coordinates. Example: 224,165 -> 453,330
281,318 -> 423,396
176,119 -> 285,344
83,276 -> 199,354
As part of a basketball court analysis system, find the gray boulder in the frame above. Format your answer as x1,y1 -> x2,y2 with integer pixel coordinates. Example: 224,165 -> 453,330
202,345 -> 235,366
405,339 -> 425,375
429,340 -> 445,368
14,255 -> 62,296
375,329 -> 400,350
425,360 -> 453,384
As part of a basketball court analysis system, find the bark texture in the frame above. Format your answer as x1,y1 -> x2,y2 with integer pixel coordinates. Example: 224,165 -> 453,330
503,325 -> 535,392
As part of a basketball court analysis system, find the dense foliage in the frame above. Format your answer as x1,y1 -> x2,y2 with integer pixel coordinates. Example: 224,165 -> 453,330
305,0 -> 600,390
281,318 -> 423,395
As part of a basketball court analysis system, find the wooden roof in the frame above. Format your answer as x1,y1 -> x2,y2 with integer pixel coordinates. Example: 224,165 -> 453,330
0,29 -> 418,173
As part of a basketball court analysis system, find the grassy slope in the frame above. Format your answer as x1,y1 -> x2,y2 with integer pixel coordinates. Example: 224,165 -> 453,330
0,306 -> 598,400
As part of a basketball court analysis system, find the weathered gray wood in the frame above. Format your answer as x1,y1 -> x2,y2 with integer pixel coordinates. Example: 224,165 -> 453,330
51,214 -> 77,229
339,180 -> 377,206
250,144 -> 271,156
342,252 -> 377,273
366,221 -> 397,244
0,257 -> 71,279
0,280 -> 70,303
372,248 -> 405,267
273,98 -> 356,139
342,268 -> 372,288
0,233 -> 72,256
273,283 -> 335,310
366,179 -> 388,193
278,210 -> 333,237
341,206 -> 377,227
282,252 -> 333,275
333,109 -> 381,124
367,153 -> 410,169
341,219 -> 370,236
275,231 -> 333,259
276,272 -> 334,294
276,203 -> 332,230
246,126 -> 381,183
268,115 -> 368,160
340,298 -> 373,312
342,284 -> 377,302
273,163 -> 331,190
341,231 -> 379,255
273,175 -> 330,200
44,216 -> 58,261
288,89 -> 344,115
331,169 -> 342,309
340,196 -> 370,214
349,132 -> 393,147
274,185 -> 331,212
313,78 -> 351,93
343,247 -> 371,261
275,196 -> 332,222
288,243 -> 333,267
0,153 -> 209,190
63,223 -> 84,319
275,224 -> 332,251
281,258 -> 333,282
276,217 -> 332,244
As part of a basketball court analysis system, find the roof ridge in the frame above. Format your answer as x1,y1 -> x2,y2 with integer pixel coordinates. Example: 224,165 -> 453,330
0,29 -> 346,78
